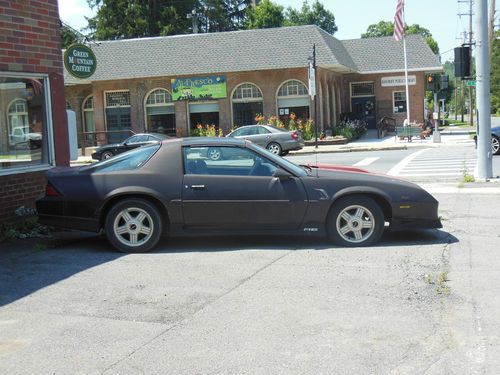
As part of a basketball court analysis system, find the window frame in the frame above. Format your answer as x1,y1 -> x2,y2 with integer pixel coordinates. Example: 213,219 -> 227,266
392,90 -> 407,113
0,72 -> 55,176
349,82 -> 375,98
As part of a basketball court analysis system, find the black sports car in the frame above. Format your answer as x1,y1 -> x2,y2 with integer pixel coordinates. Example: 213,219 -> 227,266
91,133 -> 169,161
37,138 -> 442,253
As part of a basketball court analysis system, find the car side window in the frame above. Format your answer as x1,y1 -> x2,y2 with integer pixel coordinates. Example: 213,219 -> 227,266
86,144 -> 160,173
231,127 -> 250,137
183,146 -> 278,177
129,135 -> 147,143
256,126 -> 270,134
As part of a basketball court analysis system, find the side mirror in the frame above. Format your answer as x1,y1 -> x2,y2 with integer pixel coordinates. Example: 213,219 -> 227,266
274,168 -> 292,181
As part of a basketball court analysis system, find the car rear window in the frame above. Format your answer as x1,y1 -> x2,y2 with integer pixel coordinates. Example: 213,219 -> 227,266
82,144 -> 160,173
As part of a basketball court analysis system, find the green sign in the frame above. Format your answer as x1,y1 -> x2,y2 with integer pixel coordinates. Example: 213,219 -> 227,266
466,80 -> 476,87
64,44 -> 97,79
171,76 -> 227,101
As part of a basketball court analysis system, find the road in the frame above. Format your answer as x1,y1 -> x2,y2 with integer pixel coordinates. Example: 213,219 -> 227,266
287,144 -> 500,182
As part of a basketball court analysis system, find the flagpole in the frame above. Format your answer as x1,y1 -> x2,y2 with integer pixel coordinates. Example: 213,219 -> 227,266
402,7 -> 410,125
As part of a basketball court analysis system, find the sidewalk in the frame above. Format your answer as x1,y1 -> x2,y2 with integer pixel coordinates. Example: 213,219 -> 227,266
293,129 -> 475,155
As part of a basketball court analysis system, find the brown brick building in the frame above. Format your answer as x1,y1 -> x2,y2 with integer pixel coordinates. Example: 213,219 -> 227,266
63,26 -> 441,146
0,0 -> 69,221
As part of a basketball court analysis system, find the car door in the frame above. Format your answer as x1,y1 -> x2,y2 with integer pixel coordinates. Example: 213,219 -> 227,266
181,145 -> 308,230
246,126 -> 272,147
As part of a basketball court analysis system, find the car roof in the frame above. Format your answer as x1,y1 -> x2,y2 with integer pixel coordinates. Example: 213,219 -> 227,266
180,137 -> 247,147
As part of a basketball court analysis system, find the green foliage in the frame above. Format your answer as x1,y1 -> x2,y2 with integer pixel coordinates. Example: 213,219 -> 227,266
284,0 -> 338,34
60,24 -> 81,49
361,21 -> 439,54
491,30 -> 500,114
246,0 -> 284,29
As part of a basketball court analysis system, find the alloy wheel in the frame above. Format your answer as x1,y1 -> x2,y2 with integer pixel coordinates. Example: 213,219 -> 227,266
335,204 -> 375,244
492,136 -> 500,155
113,207 -> 154,248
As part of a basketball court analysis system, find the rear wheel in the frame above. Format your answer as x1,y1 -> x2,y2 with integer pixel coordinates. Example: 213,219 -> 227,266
105,199 -> 162,253
208,147 -> 222,160
492,135 -> 500,155
267,142 -> 282,155
327,196 -> 384,247
101,151 -> 114,160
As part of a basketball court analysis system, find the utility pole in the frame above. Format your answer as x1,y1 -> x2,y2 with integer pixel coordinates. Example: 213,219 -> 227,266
454,77 -> 458,120
475,0 -> 493,179
308,45 -> 319,148
468,0 -> 474,127
187,9 -> 199,34
488,0 -> 496,57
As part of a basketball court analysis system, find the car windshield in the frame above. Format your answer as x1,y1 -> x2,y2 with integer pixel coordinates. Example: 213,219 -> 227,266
252,145 -> 306,176
81,143 -> 160,173
266,125 -> 288,133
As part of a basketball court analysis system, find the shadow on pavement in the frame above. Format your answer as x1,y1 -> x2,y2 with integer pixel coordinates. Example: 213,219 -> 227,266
0,228 -> 457,308
0,233 -> 123,308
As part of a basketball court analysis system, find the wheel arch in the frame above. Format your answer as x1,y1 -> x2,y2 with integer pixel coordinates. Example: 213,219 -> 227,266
329,189 -> 393,223
99,193 -> 170,231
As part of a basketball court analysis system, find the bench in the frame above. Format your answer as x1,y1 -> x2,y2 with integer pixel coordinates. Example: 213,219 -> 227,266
395,126 -> 425,142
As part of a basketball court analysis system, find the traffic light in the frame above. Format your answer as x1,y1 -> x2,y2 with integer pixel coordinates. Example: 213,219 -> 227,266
426,74 -> 436,92
440,74 -> 449,90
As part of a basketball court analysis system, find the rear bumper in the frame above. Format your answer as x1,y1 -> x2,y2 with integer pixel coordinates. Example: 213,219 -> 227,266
281,140 -> 304,152
38,214 -> 101,233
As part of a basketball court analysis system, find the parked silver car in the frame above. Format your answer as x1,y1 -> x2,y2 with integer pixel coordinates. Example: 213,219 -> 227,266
228,124 -> 303,154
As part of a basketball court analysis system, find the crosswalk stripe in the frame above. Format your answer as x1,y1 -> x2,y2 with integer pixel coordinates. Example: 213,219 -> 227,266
353,157 -> 380,166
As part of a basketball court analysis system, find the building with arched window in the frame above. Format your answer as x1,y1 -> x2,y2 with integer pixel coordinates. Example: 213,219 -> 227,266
63,25 -> 441,145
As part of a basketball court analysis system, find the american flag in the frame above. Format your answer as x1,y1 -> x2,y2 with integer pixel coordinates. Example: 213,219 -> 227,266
393,0 -> 405,41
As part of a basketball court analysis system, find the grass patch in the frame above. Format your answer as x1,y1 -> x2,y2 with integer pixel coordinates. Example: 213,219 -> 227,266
462,161 -> 475,183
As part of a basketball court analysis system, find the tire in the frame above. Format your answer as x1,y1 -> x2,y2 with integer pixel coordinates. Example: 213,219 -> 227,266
101,151 -> 114,160
207,147 -> 222,161
327,196 -> 384,247
105,199 -> 162,253
492,135 -> 500,155
266,142 -> 282,155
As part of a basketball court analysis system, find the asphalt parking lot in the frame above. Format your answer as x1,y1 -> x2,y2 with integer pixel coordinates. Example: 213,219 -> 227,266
1,193 -> 499,374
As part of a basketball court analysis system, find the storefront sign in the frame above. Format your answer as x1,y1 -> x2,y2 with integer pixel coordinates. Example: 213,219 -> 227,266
381,75 -> 416,87
106,91 -> 130,107
64,44 -> 97,79
171,76 -> 227,101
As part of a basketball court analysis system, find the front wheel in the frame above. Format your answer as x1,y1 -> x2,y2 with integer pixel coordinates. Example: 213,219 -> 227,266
266,142 -> 282,155
327,196 -> 384,247
105,199 -> 162,253
492,135 -> 500,155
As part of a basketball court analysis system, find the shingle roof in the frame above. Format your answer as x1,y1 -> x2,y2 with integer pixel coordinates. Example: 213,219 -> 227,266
342,34 -> 442,73
64,26 -> 441,85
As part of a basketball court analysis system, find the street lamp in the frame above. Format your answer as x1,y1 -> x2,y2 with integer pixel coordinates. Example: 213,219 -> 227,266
308,44 -> 318,149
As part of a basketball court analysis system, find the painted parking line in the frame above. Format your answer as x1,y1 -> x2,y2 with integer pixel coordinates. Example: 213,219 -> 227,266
353,157 -> 380,167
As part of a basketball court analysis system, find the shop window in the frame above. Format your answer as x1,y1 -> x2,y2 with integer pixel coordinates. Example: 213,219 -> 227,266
105,90 -> 131,143
393,91 -> 407,113
277,80 -> 310,121
232,83 -> 263,126
350,82 -> 374,97
189,102 -> 220,134
145,89 -> 176,136
1,74 -> 53,173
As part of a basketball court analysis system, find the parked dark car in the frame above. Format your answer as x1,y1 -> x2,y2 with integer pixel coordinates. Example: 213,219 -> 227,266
491,126 -> 500,155
91,133 -> 169,161
37,137 -> 442,253
221,124 -> 304,157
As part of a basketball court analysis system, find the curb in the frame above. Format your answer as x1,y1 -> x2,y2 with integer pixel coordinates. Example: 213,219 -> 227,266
291,145 -> 409,155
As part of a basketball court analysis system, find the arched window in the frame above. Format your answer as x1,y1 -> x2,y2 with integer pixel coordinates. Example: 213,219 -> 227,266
8,99 -> 29,133
82,95 -> 95,134
232,83 -> 263,126
276,80 -> 310,121
145,88 -> 176,136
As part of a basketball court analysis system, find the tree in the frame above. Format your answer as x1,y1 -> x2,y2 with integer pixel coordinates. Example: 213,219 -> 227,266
246,0 -> 284,29
285,0 -> 337,34
60,24 -> 81,49
361,21 -> 439,55
491,30 -> 500,114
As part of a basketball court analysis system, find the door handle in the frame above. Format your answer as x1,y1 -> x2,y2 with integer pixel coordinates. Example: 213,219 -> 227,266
190,184 -> 205,190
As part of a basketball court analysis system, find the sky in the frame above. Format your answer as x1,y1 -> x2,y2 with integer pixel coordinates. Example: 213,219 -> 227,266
57,0 -> 494,62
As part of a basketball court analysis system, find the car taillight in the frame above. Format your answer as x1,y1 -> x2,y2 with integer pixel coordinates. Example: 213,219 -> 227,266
45,183 -> 60,197
291,131 -> 299,140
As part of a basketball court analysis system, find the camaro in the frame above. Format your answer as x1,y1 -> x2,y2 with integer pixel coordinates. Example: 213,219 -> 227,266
37,138 -> 442,253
